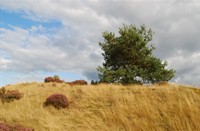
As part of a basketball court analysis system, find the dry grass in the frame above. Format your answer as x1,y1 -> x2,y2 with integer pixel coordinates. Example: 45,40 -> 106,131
0,82 -> 200,131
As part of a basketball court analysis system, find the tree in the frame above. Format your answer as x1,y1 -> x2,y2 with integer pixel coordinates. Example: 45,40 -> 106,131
97,24 -> 175,84
53,75 -> 60,79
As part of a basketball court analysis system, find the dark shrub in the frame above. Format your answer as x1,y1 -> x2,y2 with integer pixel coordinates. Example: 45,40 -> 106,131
44,76 -> 64,83
91,80 -> 99,85
0,88 -> 23,103
44,94 -> 69,109
69,80 -> 87,86
0,122 -> 34,131
3,90 -> 23,103
5,90 -> 23,99
44,77 -> 53,82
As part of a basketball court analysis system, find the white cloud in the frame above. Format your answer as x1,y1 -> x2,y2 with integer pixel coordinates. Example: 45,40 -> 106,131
167,52 -> 200,86
0,24 -> 102,74
0,57 -> 11,70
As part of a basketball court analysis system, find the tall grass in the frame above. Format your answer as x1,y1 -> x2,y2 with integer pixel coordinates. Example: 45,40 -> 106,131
0,83 -> 200,131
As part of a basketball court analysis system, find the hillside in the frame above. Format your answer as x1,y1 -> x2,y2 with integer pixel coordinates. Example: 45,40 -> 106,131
0,83 -> 200,131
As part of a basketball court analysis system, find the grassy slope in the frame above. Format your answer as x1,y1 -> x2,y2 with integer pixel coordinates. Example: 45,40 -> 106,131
0,83 -> 200,131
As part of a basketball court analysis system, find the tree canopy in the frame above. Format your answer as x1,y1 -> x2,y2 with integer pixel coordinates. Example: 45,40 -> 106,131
97,24 -> 175,84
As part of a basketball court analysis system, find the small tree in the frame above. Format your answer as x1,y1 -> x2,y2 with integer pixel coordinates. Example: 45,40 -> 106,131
53,75 -> 60,79
97,24 -> 175,84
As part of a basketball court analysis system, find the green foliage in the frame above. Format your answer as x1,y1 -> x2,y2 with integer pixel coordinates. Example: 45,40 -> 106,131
91,80 -> 99,85
53,75 -> 60,79
97,24 -> 175,84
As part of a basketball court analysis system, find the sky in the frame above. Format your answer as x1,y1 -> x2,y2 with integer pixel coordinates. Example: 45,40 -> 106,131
0,0 -> 199,87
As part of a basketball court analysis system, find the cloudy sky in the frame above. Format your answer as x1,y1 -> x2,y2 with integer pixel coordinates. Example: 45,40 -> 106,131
0,0 -> 199,87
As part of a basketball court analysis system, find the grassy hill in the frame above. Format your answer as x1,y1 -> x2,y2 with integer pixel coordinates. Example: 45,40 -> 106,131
0,83 -> 200,131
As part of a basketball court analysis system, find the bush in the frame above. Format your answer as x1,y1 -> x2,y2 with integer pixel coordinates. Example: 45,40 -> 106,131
0,88 -> 23,103
5,90 -> 23,100
44,94 -> 69,109
68,80 -> 88,86
91,80 -> 99,85
0,122 -> 9,131
0,122 -> 34,131
44,76 -> 64,83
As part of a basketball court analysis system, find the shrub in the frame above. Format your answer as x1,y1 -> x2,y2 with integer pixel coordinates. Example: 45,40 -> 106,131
0,122 -> 34,131
0,122 -> 9,131
69,80 -> 88,86
0,88 -> 23,103
5,90 -> 23,99
44,94 -> 69,109
91,80 -> 99,85
44,76 -> 64,83
44,77 -> 53,82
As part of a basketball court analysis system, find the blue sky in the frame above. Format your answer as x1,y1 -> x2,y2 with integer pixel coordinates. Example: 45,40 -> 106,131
0,0 -> 199,87
1,10 -> 44,28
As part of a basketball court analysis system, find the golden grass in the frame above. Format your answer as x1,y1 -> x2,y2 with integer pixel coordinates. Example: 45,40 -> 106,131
0,83 -> 200,131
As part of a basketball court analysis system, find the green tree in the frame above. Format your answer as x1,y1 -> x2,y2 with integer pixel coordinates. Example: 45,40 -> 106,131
97,24 -> 175,84
53,75 -> 60,79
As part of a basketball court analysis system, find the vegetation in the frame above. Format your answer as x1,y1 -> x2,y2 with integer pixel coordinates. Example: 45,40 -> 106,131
0,122 -> 33,131
44,76 -> 64,83
0,87 -> 23,104
44,76 -> 88,86
91,80 -> 99,85
44,93 -> 69,109
68,80 -> 88,86
97,24 -> 175,84
0,82 -> 199,130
